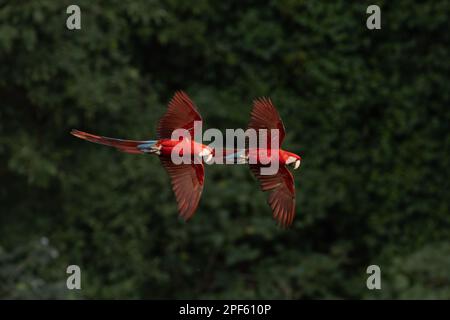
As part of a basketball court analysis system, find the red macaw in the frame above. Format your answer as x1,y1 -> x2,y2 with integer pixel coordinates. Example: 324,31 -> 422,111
71,91 -> 212,221
227,98 -> 301,227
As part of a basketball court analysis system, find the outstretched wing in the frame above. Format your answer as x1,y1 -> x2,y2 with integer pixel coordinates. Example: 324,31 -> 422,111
250,165 -> 296,227
157,91 -> 202,140
160,158 -> 205,221
248,97 -> 286,148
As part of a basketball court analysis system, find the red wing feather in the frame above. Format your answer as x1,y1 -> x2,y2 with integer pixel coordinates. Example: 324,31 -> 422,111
157,91 -> 202,140
71,129 -> 148,154
160,158 -> 204,221
248,98 -> 286,148
250,165 -> 296,227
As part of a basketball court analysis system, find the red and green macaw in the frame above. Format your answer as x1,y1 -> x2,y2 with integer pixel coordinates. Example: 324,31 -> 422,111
226,98 -> 301,227
71,91 -> 211,221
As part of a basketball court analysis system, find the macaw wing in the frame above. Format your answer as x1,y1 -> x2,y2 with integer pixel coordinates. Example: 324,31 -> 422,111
160,158 -> 204,221
250,165 -> 295,227
157,91 -> 202,140
248,97 -> 286,148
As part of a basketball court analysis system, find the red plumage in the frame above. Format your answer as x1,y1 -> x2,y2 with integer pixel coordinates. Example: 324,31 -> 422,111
247,98 -> 301,228
71,92 -> 302,228
71,91 -> 209,221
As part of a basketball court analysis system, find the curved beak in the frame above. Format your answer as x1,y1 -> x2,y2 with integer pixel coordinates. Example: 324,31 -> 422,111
294,159 -> 301,170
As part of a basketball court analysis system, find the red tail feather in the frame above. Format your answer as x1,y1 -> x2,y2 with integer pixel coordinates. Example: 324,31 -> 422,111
71,129 -> 149,154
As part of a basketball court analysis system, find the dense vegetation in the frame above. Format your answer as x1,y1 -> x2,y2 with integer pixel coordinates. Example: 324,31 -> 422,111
0,0 -> 449,299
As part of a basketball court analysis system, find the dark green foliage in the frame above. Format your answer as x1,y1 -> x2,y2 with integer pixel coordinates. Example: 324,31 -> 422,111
0,1 -> 449,299
0,239 -> 71,299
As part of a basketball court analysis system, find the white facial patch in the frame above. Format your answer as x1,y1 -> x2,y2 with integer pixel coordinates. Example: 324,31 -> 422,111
199,149 -> 211,157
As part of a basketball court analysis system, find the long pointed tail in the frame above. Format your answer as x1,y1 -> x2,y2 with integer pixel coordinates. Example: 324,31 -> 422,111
71,129 -> 157,154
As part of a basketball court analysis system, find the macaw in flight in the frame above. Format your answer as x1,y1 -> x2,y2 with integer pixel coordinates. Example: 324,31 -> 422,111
71,91 -> 212,221
227,98 -> 302,227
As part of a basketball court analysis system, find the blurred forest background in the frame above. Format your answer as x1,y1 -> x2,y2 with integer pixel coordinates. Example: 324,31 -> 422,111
0,1 -> 449,299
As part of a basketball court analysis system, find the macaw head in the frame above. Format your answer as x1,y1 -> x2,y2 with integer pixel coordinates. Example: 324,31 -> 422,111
285,152 -> 302,170
198,145 -> 213,162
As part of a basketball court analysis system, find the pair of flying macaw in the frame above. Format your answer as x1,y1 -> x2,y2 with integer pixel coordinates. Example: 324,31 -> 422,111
71,91 -> 302,227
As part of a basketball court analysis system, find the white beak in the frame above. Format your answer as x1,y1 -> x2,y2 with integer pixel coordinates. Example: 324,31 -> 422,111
205,154 -> 213,162
294,159 -> 301,170
286,156 -> 296,165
